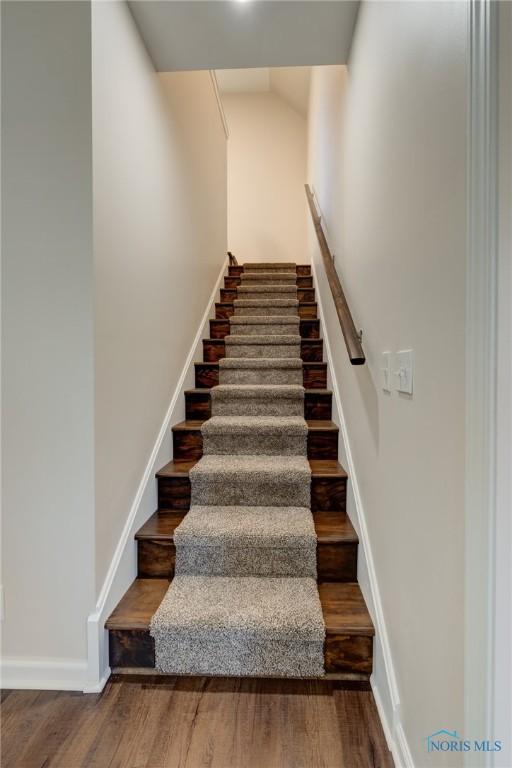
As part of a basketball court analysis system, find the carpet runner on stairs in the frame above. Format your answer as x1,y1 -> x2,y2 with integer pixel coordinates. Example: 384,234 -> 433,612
150,262 -> 325,677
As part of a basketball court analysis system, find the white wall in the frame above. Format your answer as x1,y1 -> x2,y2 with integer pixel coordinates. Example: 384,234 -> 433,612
223,92 -> 307,264
92,1 -> 227,595
307,3 -> 467,765
1,1 -> 95,678
1,0 -> 227,689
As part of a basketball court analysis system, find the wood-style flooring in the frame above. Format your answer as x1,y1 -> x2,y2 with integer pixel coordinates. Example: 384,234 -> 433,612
1,676 -> 394,768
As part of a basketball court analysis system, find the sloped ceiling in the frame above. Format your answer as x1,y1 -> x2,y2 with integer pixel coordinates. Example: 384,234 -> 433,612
128,1 -> 360,72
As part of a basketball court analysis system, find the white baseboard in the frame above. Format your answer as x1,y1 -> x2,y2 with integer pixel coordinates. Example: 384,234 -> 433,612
1,657 -> 88,691
310,257 -> 414,768
85,256 -> 228,694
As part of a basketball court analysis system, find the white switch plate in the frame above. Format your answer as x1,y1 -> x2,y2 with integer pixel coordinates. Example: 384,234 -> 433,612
381,351 -> 392,392
395,349 -> 414,394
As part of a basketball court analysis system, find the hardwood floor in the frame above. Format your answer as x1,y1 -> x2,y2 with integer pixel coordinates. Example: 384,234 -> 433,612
1,676 -> 394,768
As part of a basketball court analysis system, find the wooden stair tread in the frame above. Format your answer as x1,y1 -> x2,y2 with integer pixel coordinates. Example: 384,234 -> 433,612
196,361 -> 325,368
106,578 -> 374,637
136,509 -> 357,545
156,458 -> 347,479
172,419 -> 339,433
185,387 -> 333,394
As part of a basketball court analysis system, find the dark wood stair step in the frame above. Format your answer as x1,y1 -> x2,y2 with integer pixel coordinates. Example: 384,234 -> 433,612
210,318 -> 320,340
228,265 -> 312,277
185,388 -> 332,421
172,419 -> 339,461
215,301 -> 318,320
156,459 -> 347,513
106,578 -> 373,675
136,509 -> 357,582
203,338 -> 323,363
195,361 -> 327,390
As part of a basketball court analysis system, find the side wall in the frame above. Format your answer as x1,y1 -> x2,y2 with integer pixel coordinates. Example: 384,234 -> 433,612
223,92 -> 307,264
1,1 -> 95,681
307,3 -> 467,765
92,1 -> 227,596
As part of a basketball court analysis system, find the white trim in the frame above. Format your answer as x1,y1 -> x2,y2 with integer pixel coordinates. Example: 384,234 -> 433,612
209,70 -> 229,139
465,1 -> 499,764
85,257 -> 228,693
1,657 -> 88,691
310,257 -> 411,765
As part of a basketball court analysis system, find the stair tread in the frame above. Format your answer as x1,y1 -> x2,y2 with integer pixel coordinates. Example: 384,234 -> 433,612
185,387 -> 332,395
172,419 -> 338,433
197,361 -> 326,367
136,510 -> 358,544
106,578 -> 374,637
157,458 -> 347,479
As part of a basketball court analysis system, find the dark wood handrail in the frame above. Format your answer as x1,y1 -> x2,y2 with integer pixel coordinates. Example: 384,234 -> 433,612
304,184 -> 365,365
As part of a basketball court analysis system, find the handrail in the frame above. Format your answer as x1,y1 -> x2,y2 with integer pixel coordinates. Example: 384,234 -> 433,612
304,184 -> 365,365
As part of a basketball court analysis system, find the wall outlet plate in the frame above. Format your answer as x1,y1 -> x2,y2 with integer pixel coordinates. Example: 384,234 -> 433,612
395,349 -> 414,394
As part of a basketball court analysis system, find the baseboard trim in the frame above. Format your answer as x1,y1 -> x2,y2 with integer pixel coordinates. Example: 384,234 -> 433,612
310,256 -> 413,767
1,657 -> 88,691
85,256 -> 228,694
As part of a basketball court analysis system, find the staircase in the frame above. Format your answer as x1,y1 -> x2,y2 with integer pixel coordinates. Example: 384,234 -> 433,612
106,262 -> 374,679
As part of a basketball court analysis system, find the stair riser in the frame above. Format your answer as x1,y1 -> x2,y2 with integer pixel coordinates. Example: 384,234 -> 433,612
157,473 -> 346,513
173,428 -> 338,461
210,319 -> 320,339
215,303 -> 318,319
138,539 -> 358,581
108,629 -> 372,675
224,276 -> 313,290
228,265 -> 311,277
203,339 -> 323,363
221,289 -> 315,302
195,362 -> 327,389
185,391 -> 332,420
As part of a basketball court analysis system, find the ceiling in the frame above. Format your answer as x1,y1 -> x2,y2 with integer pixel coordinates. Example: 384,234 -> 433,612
128,1 -> 360,72
216,67 -> 311,117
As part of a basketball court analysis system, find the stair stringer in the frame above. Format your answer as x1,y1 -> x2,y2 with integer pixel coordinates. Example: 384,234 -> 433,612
85,257 -> 229,694
310,258 -> 413,768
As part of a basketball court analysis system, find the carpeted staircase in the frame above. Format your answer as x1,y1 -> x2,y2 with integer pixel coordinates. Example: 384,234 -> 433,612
150,264 -> 325,677
106,260 -> 374,682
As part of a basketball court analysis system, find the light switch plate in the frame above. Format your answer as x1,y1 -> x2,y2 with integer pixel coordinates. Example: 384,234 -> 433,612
381,351 -> 392,392
395,349 -> 414,394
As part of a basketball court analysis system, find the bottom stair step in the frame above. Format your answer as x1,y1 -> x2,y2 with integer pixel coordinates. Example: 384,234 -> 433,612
150,575 -> 325,677
106,578 -> 374,676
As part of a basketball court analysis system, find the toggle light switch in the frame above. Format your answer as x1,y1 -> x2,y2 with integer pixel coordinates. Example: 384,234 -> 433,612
394,349 -> 414,394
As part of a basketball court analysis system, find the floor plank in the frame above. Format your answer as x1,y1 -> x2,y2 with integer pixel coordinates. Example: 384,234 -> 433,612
1,676 -> 393,768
